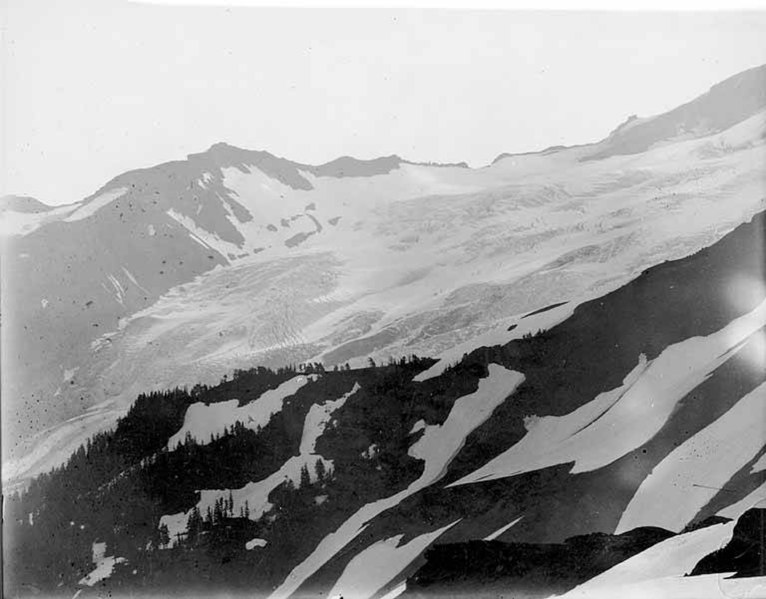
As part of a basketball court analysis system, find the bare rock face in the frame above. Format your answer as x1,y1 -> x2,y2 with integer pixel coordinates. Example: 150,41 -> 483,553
691,508 -> 766,578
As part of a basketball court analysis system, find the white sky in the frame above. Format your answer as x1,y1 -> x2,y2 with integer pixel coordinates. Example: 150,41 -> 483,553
2,2 -> 766,205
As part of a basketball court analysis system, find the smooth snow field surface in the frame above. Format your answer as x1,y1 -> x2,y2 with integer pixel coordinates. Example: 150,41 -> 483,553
617,380 -> 766,533
167,375 -> 317,449
718,482 -> 766,520
78,541 -> 127,587
556,574 -> 766,599
268,364 -> 525,599
327,520 -> 459,599
557,522 -> 744,598
453,299 -> 766,487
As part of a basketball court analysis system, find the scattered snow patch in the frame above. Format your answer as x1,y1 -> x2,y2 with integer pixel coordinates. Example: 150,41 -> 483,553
246,538 -> 267,550
362,444 -> 379,459
269,364 -> 524,599
78,542 -> 126,587
65,188 -> 128,222
122,266 -> 150,295
158,512 -> 188,548
190,383 -> 360,522
167,375 -> 316,449
107,273 -> 126,304
166,208 -> 239,259
408,419 -> 426,435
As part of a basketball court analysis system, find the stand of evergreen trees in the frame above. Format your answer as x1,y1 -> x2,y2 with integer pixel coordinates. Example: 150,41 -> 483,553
4,355 -> 438,596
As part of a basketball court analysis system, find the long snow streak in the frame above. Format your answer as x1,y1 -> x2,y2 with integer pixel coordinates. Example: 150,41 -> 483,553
453,299 -> 766,487
616,380 -> 766,533
328,520 -> 460,599
268,364 -> 524,599
559,573 -> 766,598
64,188 -> 128,222
484,516 -> 523,541
166,375 -> 317,449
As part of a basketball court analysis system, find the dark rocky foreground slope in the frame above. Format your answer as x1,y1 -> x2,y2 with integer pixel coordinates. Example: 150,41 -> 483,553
690,508 -> 766,579
404,526 -> 675,598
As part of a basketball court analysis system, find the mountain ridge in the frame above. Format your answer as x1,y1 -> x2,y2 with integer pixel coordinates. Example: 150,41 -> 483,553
3,61 -> 766,507
6,64 -> 764,211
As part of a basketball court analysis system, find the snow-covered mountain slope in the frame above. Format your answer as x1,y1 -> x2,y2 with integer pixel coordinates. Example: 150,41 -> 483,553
4,65 -> 766,490
493,63 -> 766,164
5,205 -> 764,599
0,195 -> 54,214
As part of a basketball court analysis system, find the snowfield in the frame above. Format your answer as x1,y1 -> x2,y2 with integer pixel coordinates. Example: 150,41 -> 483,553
245,538 -> 268,550
0,203 -> 80,237
453,299 -> 766,486
78,542 -> 126,587
328,520 -> 460,599
300,382 -> 360,455
413,300 -> 576,382
269,364 -> 524,599
158,512 -> 189,548
718,482 -> 766,520
64,188 -> 128,222
556,574 -> 766,599
557,521 -> 740,598
8,105 -> 766,487
167,375 -> 317,449
616,380 -> 766,533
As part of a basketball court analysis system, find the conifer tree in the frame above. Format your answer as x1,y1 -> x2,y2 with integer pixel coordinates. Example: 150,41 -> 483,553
158,523 -> 170,547
314,458 -> 326,482
300,464 -> 311,488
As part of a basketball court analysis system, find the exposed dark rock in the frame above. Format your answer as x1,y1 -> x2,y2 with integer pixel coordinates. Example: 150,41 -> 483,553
690,508 -> 766,578
681,515 -> 732,534
406,527 -> 674,597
